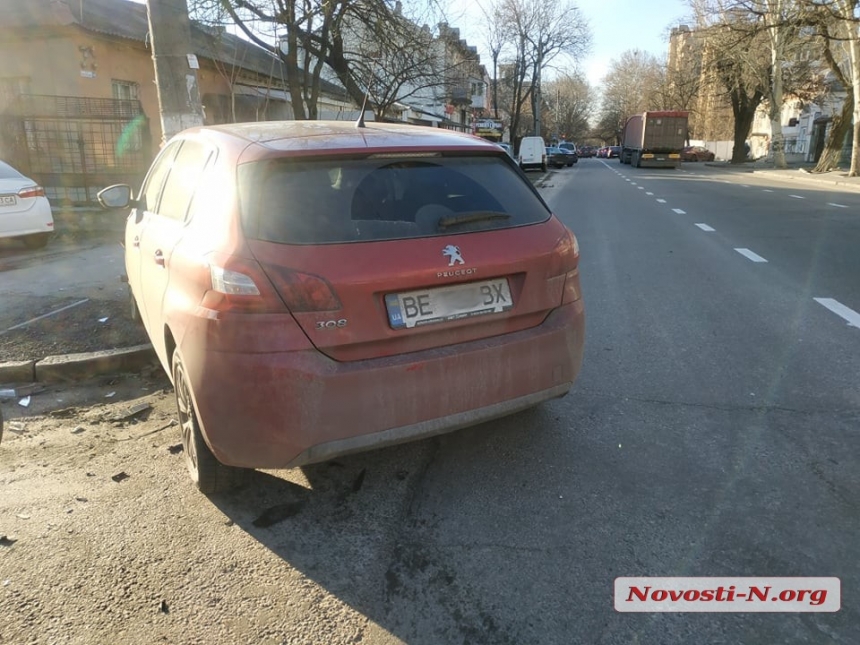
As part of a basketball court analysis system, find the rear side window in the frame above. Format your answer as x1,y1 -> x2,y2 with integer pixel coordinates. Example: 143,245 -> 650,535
157,140 -> 214,221
239,155 -> 551,244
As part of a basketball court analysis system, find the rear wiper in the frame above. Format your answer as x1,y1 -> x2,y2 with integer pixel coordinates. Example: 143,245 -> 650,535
437,211 -> 511,229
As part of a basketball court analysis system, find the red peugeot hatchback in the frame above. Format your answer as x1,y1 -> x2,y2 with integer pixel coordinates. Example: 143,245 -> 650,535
99,121 -> 585,493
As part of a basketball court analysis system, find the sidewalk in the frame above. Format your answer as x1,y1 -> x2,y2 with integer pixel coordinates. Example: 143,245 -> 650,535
704,160 -> 860,193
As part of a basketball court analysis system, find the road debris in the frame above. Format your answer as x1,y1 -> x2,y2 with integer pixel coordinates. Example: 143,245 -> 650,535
49,407 -> 79,419
167,444 -> 183,454
18,396 -> 30,407
105,392 -> 116,398
71,426 -> 86,434
0,536 -> 17,547
98,317 -> 109,323
159,600 -> 169,614
15,513 -> 31,520
111,472 -> 130,483
7,421 -> 26,434
111,402 -> 152,423
1,384 -> 45,399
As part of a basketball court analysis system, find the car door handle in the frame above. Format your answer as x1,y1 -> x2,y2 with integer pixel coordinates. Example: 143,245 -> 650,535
154,250 -> 165,267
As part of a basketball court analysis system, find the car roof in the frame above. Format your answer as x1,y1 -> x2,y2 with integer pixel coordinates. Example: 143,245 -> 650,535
187,120 -> 498,155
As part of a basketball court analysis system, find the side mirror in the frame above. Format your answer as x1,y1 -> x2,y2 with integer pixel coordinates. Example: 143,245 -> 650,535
97,184 -> 133,210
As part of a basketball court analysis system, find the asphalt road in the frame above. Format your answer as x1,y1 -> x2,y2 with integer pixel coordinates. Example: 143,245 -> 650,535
2,163 -> 858,644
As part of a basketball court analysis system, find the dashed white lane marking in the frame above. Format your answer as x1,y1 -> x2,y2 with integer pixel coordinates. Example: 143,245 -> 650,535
814,298 -> 860,328
656,199 -> 667,203
763,189 -> 773,193
646,192 -> 654,195
631,182 -> 637,185
672,208 -> 686,214
625,179 -> 631,182
827,203 -> 848,208
637,186 -> 644,190
741,185 -> 749,188
789,194 -> 804,199
734,248 -> 768,263
695,223 -> 715,232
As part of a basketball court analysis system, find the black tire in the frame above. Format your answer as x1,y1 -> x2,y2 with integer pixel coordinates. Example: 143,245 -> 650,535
541,162 -> 548,173
22,233 -> 50,250
173,349 -> 249,494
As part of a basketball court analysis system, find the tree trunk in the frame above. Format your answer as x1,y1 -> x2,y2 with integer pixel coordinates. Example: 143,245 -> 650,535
848,17 -> 860,175
812,92 -> 853,173
730,89 -> 762,164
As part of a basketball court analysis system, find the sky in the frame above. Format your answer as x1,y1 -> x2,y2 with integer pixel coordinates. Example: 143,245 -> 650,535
451,0 -> 692,89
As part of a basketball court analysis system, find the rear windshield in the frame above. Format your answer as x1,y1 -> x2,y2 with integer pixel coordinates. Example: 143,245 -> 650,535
238,154 -> 551,244
0,161 -> 24,179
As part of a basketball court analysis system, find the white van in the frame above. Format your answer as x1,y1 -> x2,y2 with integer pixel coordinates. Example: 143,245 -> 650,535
517,136 -> 547,172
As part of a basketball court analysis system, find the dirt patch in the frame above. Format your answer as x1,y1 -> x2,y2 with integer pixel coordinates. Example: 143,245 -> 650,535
0,297 -> 149,362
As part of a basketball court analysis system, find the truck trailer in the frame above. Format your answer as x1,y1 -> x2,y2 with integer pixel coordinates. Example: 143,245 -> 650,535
620,111 -> 689,169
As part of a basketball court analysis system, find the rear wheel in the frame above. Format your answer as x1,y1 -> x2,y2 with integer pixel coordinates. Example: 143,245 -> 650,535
173,349 -> 249,494
22,233 -> 50,250
541,162 -> 548,173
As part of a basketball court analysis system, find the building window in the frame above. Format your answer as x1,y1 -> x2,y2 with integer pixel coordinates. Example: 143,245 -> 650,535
470,82 -> 484,97
112,80 -> 139,101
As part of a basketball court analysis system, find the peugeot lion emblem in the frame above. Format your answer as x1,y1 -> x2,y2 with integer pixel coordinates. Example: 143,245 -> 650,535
442,245 -> 465,266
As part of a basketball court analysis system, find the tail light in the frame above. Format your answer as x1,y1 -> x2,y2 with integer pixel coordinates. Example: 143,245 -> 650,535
199,253 -> 287,314
18,186 -> 45,199
562,268 -> 582,304
262,266 -> 342,312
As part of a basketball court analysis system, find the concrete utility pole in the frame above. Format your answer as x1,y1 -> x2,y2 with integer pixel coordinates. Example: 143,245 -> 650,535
146,0 -> 205,144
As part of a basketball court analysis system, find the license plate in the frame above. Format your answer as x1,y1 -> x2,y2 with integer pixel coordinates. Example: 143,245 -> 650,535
0,196 -> 17,207
385,279 -> 513,329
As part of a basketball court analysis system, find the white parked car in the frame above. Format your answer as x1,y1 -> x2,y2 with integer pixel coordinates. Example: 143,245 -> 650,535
0,160 -> 54,249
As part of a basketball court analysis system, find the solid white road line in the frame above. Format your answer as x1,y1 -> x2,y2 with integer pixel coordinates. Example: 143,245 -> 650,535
656,199 -> 667,203
827,203 -> 848,208
789,195 -> 804,199
814,298 -> 860,328
695,223 -> 715,231
734,248 -> 768,263
672,208 -> 686,214
2,298 -> 90,334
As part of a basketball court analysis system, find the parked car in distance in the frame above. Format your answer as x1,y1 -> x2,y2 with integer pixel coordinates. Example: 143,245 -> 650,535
0,160 -> 54,249
98,121 -> 585,494
557,142 -> 578,165
577,146 -> 595,158
608,146 -> 621,158
680,146 -> 715,162
596,147 -> 608,158
518,136 -> 547,172
545,146 -> 569,169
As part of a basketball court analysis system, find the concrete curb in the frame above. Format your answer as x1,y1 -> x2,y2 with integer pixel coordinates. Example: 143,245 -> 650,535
0,344 -> 158,385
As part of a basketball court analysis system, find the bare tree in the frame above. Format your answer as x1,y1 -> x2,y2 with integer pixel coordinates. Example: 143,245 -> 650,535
544,73 -> 593,142
597,50 -> 665,143
497,0 -> 590,139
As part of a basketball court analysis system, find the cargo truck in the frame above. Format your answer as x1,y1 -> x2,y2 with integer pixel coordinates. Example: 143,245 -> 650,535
620,111 -> 689,169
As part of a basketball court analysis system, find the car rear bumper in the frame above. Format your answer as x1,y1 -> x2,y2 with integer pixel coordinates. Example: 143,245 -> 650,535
182,300 -> 585,469
0,200 -> 54,239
